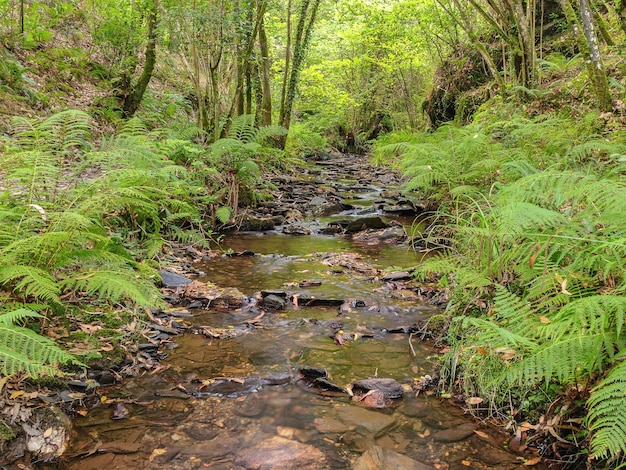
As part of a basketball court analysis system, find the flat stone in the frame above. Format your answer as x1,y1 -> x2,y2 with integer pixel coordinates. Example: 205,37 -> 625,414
313,417 -> 355,433
353,446 -> 434,470
381,271 -> 412,281
159,269 -> 192,287
347,216 -> 388,233
401,400 -> 431,418
432,422 -> 477,442
336,404 -> 395,434
235,436 -> 327,470
352,378 -> 404,399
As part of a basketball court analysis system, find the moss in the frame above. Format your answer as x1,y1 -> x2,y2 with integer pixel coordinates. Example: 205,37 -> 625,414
86,345 -> 127,370
0,423 -> 17,444
27,376 -> 69,390
427,314 -> 450,336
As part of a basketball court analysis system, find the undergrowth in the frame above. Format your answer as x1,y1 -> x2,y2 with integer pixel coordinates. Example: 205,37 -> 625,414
374,109 -> 626,466
0,109 -> 289,378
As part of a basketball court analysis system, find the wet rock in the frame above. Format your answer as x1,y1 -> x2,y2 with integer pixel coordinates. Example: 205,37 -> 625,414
297,366 -> 328,380
111,403 -> 130,420
283,225 -> 311,235
159,269 -> 192,287
182,425 -> 219,441
293,296 -> 344,307
240,214 -> 279,231
260,373 -> 292,385
353,446 -> 434,470
381,204 -> 421,215
352,226 -> 407,244
262,294 -> 286,310
235,436 -> 327,470
432,422 -> 477,442
401,400 -> 431,418
381,271 -> 412,281
347,216 -> 388,233
380,189 -> 401,199
352,390 -> 391,409
226,249 -> 255,256
336,405 -> 395,434
24,406 -> 72,461
311,201 -> 345,216
352,378 -> 404,399
261,289 -> 288,298
313,417 -> 355,434
308,196 -> 328,206
192,377 -> 263,398
233,394 -> 266,418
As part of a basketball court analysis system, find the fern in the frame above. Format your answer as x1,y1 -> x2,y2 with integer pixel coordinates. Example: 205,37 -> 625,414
587,356 -> 626,459
0,309 -> 77,377
60,267 -> 161,308
0,265 -> 61,304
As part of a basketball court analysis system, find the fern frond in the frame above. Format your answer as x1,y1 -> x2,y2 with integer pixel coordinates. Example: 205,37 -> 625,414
227,114 -> 258,143
506,333 -> 610,385
0,310 -> 77,377
61,268 -> 161,307
0,265 -> 60,303
587,357 -> 626,459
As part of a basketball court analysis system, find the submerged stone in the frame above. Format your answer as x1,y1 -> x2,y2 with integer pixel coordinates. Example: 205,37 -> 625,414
353,446 -> 434,470
235,436 -> 327,470
432,422 -> 477,442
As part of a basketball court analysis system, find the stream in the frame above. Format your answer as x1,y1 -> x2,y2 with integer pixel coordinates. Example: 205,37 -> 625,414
50,154 -> 544,469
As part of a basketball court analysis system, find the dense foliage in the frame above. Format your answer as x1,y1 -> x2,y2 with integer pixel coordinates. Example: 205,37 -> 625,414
1,0 -> 626,465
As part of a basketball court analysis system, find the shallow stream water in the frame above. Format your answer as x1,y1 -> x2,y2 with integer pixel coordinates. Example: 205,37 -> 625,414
51,155 -> 548,469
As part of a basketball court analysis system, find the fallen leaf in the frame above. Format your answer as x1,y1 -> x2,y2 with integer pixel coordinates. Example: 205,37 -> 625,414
524,457 -> 542,466
538,316 -> 551,323
43,427 -> 53,439
474,430 -> 490,439
10,390 -> 24,400
466,397 -> 483,405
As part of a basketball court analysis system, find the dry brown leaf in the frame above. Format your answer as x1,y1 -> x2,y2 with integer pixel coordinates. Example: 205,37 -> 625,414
466,397 -> 483,405
43,427 -> 53,439
474,430 -> 490,439
524,457 -> 542,466
538,316 -> 551,323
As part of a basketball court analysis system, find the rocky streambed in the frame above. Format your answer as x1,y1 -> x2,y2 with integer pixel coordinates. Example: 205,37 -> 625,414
21,153 -> 548,469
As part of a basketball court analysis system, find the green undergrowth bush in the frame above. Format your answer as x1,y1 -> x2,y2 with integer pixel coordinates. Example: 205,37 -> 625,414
0,109 -> 288,378
378,111 -> 626,464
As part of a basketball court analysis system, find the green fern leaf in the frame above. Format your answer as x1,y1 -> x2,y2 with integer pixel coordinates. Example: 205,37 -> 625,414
587,357 -> 626,459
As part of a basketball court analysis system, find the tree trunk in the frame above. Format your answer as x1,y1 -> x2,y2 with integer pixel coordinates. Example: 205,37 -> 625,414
578,0 -> 613,111
258,14 -> 272,126
619,0 -> 626,35
280,0 -> 321,130
122,3 -> 158,118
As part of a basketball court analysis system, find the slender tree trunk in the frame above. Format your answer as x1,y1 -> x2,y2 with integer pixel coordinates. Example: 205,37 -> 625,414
122,2 -> 158,118
258,14 -> 272,126
279,0 -> 293,126
578,0 -> 613,111
280,0 -> 321,130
